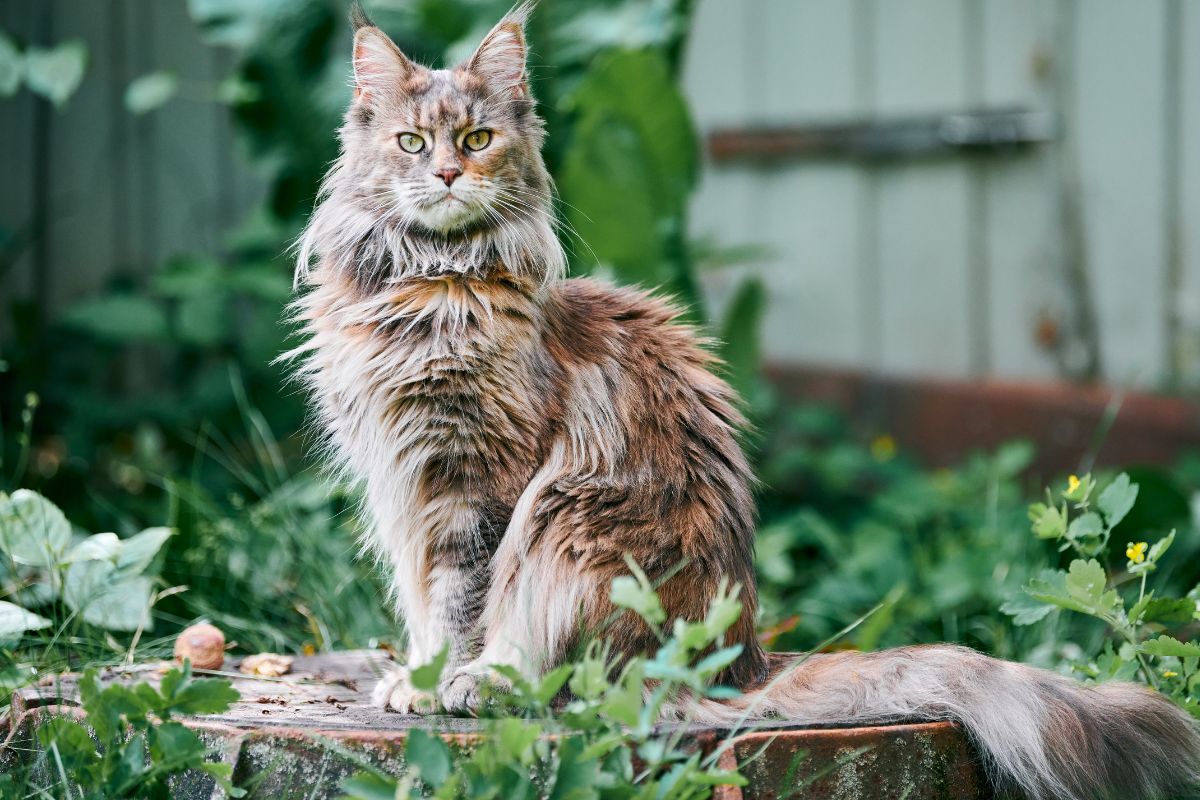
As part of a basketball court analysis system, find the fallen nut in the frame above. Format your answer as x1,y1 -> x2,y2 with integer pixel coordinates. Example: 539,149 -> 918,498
239,653 -> 294,677
174,623 -> 226,670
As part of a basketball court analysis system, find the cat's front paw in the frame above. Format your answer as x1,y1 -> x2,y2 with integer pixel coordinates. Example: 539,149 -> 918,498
439,671 -> 484,715
372,666 -> 438,714
439,667 -> 512,715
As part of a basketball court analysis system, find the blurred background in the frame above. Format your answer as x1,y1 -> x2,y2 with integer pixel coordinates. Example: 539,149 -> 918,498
0,1 -> 1198,673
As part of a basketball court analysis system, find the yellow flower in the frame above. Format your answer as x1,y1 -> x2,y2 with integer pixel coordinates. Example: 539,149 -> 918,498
871,434 -> 897,462
1125,541 -> 1148,564
1163,671 -> 1179,679
1067,474 -> 1080,494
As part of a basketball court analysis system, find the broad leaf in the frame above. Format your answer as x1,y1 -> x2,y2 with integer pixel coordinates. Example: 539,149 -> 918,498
340,772 -> 398,800
1097,473 -> 1138,528
63,560 -> 154,631
24,40 -> 87,107
116,526 -> 172,574
609,575 -> 665,625
409,645 -> 448,692
167,678 -> 240,716
125,70 -> 179,114
558,50 -> 697,291
999,593 -> 1055,626
0,600 -> 52,638
1140,597 -> 1197,625
406,728 -> 452,786
717,278 -> 764,401
37,718 -> 98,771
1,490 -> 72,567
149,720 -> 206,762
1139,636 -> 1200,658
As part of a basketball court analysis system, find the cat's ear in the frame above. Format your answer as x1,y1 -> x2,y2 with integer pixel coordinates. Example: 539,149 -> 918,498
351,8 -> 416,102
464,2 -> 533,98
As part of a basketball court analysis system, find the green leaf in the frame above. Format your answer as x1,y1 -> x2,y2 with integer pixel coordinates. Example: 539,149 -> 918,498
532,664 -> 574,706
0,33 -> 21,96
167,677 -> 240,715
81,680 -> 149,741
197,761 -> 247,797
405,728 -> 452,786
693,645 -> 743,677
1139,636 -> 1200,658
548,736 -> 601,800
1,489 -> 73,567
1026,565 -> 1114,617
124,70 -> 179,114
609,575 -> 665,625
112,731 -> 147,788
992,440 -> 1034,477
716,278 -> 764,401
999,593 -> 1055,626
341,772 -> 399,800
65,532 -> 122,563
149,720 -> 205,762
1140,597 -> 1197,625
0,599 -> 52,638
1028,502 -> 1067,540
558,50 -> 697,290
703,585 -> 744,640
409,645 -> 448,692
63,560 -> 154,631
1146,530 -> 1175,564
1097,473 -> 1138,528
24,40 -> 87,107
37,718 -> 99,771
1065,558 -> 1120,614
1066,512 -> 1104,542
116,526 -> 172,574
61,294 -> 169,342
494,717 -> 541,765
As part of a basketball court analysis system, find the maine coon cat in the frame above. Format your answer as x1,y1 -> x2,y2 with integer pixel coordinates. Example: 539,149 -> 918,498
286,5 -> 1200,799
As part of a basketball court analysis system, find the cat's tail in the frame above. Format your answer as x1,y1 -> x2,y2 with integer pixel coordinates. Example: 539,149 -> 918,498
684,645 -> 1200,800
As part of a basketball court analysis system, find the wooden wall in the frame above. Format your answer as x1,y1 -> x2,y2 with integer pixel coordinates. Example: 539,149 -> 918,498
684,0 -> 1200,388
0,0 -> 261,327
2,1 -> 1197,389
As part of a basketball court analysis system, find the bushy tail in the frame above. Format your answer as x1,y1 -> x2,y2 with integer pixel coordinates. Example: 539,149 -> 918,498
689,645 -> 1200,800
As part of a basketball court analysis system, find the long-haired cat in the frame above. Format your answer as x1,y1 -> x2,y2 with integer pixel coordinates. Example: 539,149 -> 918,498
286,5 -> 1200,799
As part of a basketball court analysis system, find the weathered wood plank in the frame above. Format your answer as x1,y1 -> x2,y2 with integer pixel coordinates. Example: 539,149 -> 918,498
1178,0 -> 1200,386
1073,0 -> 1168,385
978,0 -> 1060,379
871,0 -> 973,375
684,0 -> 760,327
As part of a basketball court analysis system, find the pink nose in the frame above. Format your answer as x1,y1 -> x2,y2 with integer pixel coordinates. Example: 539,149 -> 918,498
435,167 -> 462,187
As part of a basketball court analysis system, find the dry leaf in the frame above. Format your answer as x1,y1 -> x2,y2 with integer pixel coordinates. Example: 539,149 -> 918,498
239,653 -> 294,677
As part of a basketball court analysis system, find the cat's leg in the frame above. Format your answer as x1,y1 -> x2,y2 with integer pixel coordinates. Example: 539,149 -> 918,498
371,493 -> 495,713
440,453 -> 594,712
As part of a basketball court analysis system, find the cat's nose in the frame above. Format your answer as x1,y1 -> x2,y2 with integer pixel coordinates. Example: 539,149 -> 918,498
435,167 -> 462,187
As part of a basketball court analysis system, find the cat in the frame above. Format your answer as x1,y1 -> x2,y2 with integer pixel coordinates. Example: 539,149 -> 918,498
285,5 -> 1200,799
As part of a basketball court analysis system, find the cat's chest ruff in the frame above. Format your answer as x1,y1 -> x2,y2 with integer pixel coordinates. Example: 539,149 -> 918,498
312,274 -> 542,429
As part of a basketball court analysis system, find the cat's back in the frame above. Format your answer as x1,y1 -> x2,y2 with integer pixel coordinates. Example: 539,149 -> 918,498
542,276 -> 749,474
545,277 -> 714,371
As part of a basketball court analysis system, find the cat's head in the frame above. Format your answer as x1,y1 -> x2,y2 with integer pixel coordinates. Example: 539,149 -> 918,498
340,2 -> 547,236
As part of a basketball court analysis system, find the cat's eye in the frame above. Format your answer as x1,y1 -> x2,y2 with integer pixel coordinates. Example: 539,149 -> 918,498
463,130 -> 492,152
397,133 -> 425,154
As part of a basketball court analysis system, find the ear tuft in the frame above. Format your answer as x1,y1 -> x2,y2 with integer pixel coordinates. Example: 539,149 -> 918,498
349,1 -> 374,31
352,26 -> 415,102
464,2 -> 534,98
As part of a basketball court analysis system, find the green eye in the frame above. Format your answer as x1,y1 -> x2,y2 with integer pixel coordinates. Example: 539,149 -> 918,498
464,130 -> 492,152
398,133 -> 425,154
